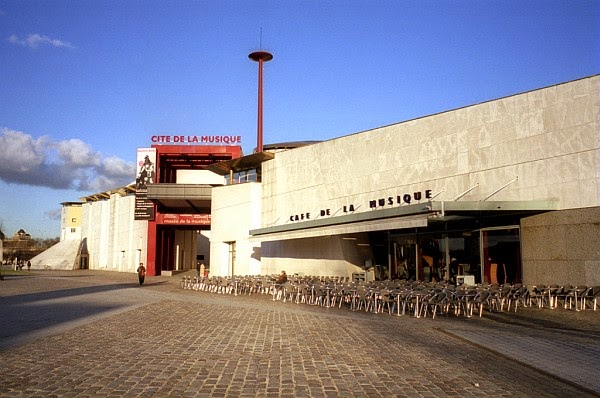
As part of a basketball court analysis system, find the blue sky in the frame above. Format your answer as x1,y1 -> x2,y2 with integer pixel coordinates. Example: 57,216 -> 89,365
0,0 -> 598,239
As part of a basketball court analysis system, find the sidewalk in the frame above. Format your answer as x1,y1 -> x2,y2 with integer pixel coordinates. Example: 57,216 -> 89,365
1,270 -> 599,397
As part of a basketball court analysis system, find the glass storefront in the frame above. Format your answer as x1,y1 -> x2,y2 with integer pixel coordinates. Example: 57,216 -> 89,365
380,225 -> 521,284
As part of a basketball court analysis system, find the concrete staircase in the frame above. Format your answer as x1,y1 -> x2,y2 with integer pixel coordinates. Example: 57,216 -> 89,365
29,239 -> 81,270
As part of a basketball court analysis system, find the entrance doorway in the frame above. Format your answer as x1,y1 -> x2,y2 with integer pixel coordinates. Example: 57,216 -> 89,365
155,226 -> 210,273
392,238 -> 417,280
227,241 -> 236,276
482,227 -> 521,284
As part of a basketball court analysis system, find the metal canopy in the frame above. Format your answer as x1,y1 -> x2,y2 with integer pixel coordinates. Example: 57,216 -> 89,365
147,184 -> 213,213
427,200 -> 558,221
249,200 -> 558,242
205,152 -> 274,175
250,203 -> 434,241
250,214 -> 429,242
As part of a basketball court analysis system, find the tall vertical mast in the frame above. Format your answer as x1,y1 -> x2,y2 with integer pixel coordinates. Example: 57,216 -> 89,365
248,50 -> 273,153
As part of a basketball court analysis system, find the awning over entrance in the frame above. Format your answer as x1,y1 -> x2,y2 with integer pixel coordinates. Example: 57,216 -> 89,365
249,200 -> 558,242
250,214 -> 429,242
426,200 -> 558,222
249,204 -> 433,242
147,183 -> 213,213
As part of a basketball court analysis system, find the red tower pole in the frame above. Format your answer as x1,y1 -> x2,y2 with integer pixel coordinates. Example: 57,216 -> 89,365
249,51 -> 273,153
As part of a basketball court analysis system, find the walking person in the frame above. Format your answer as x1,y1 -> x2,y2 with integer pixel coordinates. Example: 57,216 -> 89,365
137,263 -> 146,286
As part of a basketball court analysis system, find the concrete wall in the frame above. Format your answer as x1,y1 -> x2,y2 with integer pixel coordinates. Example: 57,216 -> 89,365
176,169 -> 225,185
260,233 -> 371,278
173,230 -> 197,272
262,76 -> 599,227
521,207 -> 600,286
81,194 -> 147,273
210,182 -> 262,276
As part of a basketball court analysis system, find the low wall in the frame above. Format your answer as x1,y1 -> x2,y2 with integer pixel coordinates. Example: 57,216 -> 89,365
521,207 -> 600,286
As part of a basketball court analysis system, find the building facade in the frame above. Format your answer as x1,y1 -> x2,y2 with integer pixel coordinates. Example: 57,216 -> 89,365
60,202 -> 83,241
80,144 -> 242,275
77,75 -> 599,287
80,185 -> 144,272
211,75 -> 599,286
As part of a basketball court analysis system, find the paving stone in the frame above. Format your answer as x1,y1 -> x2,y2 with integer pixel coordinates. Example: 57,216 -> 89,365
1,270 -> 599,397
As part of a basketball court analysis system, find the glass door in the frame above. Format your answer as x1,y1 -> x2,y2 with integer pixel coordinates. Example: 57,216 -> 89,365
481,227 -> 521,284
392,237 -> 417,280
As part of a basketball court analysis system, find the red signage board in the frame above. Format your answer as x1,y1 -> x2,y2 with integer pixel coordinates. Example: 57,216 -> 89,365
151,135 -> 242,144
156,213 -> 211,225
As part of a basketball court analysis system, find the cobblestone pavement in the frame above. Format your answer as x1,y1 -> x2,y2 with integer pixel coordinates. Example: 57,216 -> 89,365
1,270 -> 599,397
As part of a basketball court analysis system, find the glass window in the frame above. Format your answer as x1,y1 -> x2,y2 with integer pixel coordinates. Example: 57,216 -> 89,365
417,237 -> 443,282
445,232 -> 481,284
481,227 -> 521,284
230,169 -> 260,184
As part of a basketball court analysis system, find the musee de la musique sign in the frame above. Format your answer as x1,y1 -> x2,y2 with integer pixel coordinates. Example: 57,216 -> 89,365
151,135 -> 242,144
289,189 -> 432,222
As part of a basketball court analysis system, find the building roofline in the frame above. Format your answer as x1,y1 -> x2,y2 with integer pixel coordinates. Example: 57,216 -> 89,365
334,74 -> 600,143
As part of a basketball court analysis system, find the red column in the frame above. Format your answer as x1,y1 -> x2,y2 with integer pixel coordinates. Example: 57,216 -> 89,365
256,57 -> 264,153
146,221 -> 157,276
248,51 -> 273,153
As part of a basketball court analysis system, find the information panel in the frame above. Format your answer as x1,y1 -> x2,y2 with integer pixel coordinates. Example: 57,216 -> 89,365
134,148 -> 157,221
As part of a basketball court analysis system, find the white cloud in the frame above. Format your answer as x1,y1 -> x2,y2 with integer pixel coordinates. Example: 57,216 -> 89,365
55,139 -> 102,167
0,129 -> 48,172
0,128 -> 134,191
7,33 -> 74,49
102,155 -> 135,176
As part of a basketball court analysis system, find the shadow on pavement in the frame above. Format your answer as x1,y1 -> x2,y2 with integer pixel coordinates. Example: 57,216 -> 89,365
0,283 -> 140,350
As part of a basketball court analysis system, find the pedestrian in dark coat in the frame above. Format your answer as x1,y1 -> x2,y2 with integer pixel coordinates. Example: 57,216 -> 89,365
137,263 -> 146,285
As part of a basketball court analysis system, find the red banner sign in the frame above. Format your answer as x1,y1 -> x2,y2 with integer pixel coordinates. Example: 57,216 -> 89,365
157,213 -> 211,225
